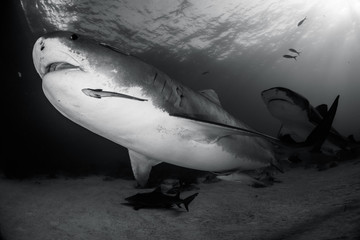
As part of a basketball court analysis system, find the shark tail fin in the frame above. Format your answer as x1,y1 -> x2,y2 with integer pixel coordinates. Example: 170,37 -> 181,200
304,95 -> 339,152
183,193 -> 199,212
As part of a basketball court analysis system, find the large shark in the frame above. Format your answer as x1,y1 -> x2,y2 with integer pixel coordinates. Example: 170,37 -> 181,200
261,87 -> 357,158
32,31 -> 338,187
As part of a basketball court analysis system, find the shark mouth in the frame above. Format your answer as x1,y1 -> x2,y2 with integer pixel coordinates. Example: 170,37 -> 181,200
44,62 -> 79,76
267,98 -> 294,105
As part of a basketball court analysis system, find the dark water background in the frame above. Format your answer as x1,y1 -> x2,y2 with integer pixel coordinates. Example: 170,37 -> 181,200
5,1 -> 130,178
4,0 -> 360,178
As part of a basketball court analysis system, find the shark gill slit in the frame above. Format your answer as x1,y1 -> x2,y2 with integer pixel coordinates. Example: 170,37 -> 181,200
161,79 -> 167,93
153,72 -> 158,84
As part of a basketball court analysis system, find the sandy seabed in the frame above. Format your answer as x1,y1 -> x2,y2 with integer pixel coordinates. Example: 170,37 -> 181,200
0,159 -> 359,240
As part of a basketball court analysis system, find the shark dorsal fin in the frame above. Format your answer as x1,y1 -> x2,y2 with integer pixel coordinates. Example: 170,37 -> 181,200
315,104 -> 328,118
199,89 -> 222,106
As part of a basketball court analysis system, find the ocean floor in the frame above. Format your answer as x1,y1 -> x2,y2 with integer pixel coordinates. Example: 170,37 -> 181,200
0,159 -> 359,240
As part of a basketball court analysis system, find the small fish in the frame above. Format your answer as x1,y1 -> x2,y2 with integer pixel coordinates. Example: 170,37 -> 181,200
283,55 -> 297,61
201,71 -> 210,75
124,187 -> 199,211
289,48 -> 301,56
81,88 -> 147,101
297,17 -> 307,27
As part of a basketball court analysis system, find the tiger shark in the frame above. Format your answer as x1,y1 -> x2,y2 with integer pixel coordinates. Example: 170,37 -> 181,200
261,87 -> 357,157
32,31 -> 338,187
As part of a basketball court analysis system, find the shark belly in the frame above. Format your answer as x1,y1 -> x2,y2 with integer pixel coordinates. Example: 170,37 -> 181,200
42,69 -> 272,173
45,82 -> 272,173
128,120 -> 273,172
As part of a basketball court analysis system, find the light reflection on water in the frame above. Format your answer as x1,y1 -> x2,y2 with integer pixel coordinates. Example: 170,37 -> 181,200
20,0 -> 360,137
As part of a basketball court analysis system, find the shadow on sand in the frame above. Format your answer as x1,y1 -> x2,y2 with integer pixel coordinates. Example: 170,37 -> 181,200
264,200 -> 360,240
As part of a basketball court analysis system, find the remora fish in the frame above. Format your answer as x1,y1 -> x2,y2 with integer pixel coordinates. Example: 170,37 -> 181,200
124,187 -> 199,211
283,54 -> 297,61
289,48 -> 301,56
261,87 -> 355,156
82,88 -> 147,101
32,31 -> 338,187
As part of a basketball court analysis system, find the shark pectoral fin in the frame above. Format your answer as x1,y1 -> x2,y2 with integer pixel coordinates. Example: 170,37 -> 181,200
128,150 -> 161,187
170,113 -> 279,143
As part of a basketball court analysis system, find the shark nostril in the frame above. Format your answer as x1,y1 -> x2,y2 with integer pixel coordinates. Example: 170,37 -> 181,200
39,38 -> 45,51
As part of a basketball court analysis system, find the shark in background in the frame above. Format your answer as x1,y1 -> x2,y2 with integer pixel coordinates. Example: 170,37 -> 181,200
261,87 -> 359,161
32,31 -> 339,187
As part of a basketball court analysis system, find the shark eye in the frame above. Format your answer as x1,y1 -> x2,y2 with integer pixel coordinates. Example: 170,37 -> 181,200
70,34 -> 78,40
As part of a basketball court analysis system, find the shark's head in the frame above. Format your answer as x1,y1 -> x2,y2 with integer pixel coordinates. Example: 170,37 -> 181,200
261,87 -> 310,123
33,31 -> 143,104
32,31 -> 154,140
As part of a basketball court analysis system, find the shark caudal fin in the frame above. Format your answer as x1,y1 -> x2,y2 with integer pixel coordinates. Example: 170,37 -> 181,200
183,193 -> 199,212
303,95 -> 339,152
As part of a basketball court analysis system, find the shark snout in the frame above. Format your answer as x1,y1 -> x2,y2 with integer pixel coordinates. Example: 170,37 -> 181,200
32,34 -> 83,80
32,37 -> 46,77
